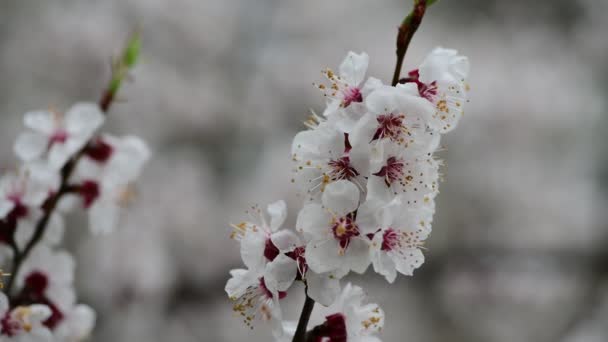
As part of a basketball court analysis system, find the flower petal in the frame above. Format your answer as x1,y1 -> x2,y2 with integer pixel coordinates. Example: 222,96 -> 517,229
65,102 -> 105,136
267,200 -> 287,231
271,230 -> 302,252
23,110 -> 55,135
13,132 -> 47,162
306,239 -> 341,274
339,51 -> 369,86
322,180 -> 360,217
306,271 -> 341,306
265,254 -> 297,292
343,238 -> 371,274
296,204 -> 331,240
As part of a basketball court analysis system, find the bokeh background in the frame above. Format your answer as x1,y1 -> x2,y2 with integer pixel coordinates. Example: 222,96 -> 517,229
1,0 -> 607,341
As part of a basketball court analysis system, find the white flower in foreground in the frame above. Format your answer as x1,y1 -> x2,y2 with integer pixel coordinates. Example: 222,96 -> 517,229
277,283 -> 384,342
68,134 -> 150,234
225,254 -> 296,333
230,200 -> 298,270
14,103 -> 105,170
316,52 -> 382,132
291,123 -> 368,202
367,140 -> 440,205
0,293 -> 54,341
296,180 -> 372,276
351,84 -> 439,157
369,197 -> 432,283
405,47 -> 470,133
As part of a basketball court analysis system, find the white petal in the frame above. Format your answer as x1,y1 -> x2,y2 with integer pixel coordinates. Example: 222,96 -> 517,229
322,180 -> 360,217
306,239 -> 341,274
306,271 -> 340,306
372,248 -> 397,283
296,204 -> 331,240
23,110 -> 55,135
13,132 -> 47,162
271,230 -> 301,252
65,102 -> 105,136
267,200 -> 287,231
47,140 -> 81,170
61,304 -> 96,340
339,51 -> 369,86
343,238 -> 371,274
103,135 -> 151,185
0,200 -> 15,219
393,248 -> 425,276
88,199 -> 119,234
365,86 -> 400,114
265,254 -> 297,292
240,233 -> 266,271
356,198 -> 388,235
360,77 -> 383,96
225,269 -> 255,298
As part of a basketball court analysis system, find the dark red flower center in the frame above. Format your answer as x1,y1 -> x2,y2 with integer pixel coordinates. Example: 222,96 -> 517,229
371,113 -> 407,142
373,156 -> 405,187
286,246 -> 308,278
79,180 -> 100,208
406,69 -> 438,102
49,130 -> 68,146
327,134 -> 359,182
332,214 -> 360,249
263,238 -> 280,262
381,228 -> 400,251
2,271 -> 65,335
342,87 -> 363,107
314,313 -> 347,342
85,137 -> 114,163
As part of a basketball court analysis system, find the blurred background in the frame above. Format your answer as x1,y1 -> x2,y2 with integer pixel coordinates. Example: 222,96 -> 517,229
1,0 -> 607,341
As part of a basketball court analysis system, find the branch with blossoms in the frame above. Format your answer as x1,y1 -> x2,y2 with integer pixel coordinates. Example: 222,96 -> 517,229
225,1 -> 470,341
0,32 -> 151,340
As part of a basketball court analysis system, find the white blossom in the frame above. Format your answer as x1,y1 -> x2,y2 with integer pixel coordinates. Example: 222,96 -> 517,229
296,180 -> 371,276
14,103 -> 105,170
405,47 -> 470,133
291,122 -> 369,202
317,52 -> 382,132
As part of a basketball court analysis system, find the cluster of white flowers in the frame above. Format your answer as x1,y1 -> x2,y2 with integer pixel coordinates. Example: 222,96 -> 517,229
226,47 -> 469,341
0,101 -> 150,341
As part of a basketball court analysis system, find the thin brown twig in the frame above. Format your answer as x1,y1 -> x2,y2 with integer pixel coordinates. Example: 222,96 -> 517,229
391,0 -> 427,86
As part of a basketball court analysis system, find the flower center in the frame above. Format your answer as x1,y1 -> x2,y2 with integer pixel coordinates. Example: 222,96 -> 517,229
286,246 -> 308,278
49,130 -> 68,146
86,137 -> 114,163
327,156 -> 359,182
263,238 -> 280,262
79,180 -> 100,208
8,271 -> 65,332
373,156 -> 405,187
371,113 -> 409,143
319,313 -> 347,342
381,228 -> 399,251
406,69 -> 438,102
332,215 -> 360,249
342,87 -> 363,107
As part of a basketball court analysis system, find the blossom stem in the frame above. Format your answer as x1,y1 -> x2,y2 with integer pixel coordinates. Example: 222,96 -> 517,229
390,0 -> 427,86
3,32 -> 140,297
292,291 -> 316,342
